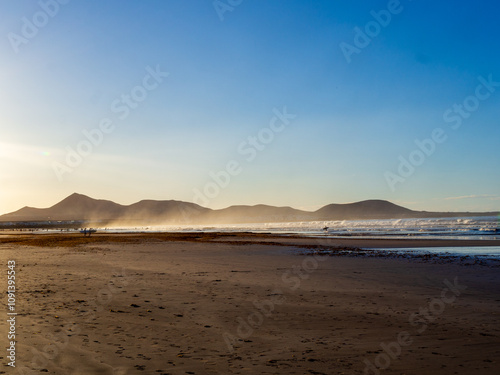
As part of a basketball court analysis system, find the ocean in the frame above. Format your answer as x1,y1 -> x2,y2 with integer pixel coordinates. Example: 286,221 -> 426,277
107,215 -> 499,240
102,215 -> 500,259
19,215 -> 499,258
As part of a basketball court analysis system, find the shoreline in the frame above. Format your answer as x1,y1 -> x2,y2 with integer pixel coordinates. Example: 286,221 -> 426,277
1,231 -> 499,248
1,232 -> 499,267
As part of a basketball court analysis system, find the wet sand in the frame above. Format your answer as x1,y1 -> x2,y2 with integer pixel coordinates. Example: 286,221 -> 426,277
1,233 -> 499,374
1,231 -> 500,249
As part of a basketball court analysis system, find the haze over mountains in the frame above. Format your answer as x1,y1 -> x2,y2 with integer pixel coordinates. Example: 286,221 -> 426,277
0,193 -> 497,225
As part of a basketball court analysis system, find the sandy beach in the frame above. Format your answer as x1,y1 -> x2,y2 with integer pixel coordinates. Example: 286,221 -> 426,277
1,233 -> 499,374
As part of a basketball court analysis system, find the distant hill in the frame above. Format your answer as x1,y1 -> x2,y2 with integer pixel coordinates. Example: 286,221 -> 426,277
0,193 -> 497,225
2,193 -> 126,221
202,204 -> 313,224
314,200 -> 414,220
0,193 -> 210,224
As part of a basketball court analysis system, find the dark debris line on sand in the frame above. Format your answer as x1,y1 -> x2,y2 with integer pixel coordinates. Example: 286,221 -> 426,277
0,232 -> 277,247
1,232 -> 498,267
297,247 -> 500,267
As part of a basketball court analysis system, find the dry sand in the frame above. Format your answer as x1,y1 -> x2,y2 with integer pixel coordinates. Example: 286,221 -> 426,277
1,233 -> 499,374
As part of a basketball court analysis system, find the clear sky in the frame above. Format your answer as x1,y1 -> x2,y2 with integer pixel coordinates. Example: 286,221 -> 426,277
1,0 -> 499,215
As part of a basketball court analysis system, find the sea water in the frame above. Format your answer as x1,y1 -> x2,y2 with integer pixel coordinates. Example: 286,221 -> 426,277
99,215 -> 500,258
120,215 -> 500,239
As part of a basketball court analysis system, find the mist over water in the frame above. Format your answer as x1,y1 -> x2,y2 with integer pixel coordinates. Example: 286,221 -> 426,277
98,216 -> 500,258
104,216 -> 500,240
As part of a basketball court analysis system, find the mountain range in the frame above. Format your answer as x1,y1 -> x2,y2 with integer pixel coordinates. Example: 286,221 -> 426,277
0,193 -> 497,225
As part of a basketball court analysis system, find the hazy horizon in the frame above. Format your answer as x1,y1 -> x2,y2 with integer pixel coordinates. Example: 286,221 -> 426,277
1,1 -> 499,216
2,192 -> 500,217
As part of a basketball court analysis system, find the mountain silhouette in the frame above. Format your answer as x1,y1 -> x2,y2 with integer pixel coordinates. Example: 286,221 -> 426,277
314,200 -> 413,219
0,193 -> 496,225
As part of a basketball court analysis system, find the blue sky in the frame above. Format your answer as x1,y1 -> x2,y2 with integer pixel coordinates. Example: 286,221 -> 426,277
0,0 -> 499,215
